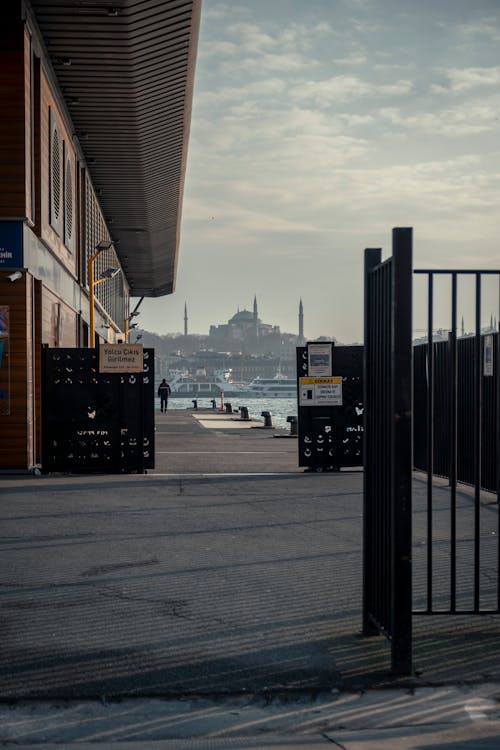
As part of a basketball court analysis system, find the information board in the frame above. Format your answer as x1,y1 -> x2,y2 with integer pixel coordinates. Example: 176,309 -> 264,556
299,376 -> 342,406
99,343 -> 144,373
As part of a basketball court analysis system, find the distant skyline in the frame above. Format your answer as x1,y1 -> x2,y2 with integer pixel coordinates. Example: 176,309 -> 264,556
134,0 -> 500,342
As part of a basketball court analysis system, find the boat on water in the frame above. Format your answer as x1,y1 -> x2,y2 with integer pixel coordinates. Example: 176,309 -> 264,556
166,369 -> 297,400
167,369 -> 249,398
247,376 -> 297,398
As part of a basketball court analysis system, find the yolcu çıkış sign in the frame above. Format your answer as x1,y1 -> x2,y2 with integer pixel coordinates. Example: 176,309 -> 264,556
99,343 -> 144,373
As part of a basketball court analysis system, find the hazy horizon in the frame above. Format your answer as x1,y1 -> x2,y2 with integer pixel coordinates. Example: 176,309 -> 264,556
133,0 -> 500,342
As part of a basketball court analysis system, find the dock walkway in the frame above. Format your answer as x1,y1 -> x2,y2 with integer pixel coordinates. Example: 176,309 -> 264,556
1,408 -> 500,748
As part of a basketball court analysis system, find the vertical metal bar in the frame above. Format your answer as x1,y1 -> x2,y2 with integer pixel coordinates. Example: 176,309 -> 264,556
497,278 -> 500,611
390,227 -> 413,675
474,273 -> 482,612
363,248 -> 382,636
497,279 -> 500,611
426,273 -> 434,613
450,273 -> 458,612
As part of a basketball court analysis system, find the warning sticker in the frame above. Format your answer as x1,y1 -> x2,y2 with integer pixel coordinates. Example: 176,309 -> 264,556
299,376 -> 343,406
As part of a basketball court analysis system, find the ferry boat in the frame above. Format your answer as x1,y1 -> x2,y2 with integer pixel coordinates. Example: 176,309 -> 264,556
247,376 -> 297,398
167,369 -> 249,398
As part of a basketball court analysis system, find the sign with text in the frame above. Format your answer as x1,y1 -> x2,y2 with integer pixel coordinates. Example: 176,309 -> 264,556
299,376 -> 343,406
99,343 -> 144,373
307,342 -> 332,376
0,220 -> 23,268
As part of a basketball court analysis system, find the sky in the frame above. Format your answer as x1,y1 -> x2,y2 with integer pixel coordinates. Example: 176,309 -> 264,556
134,0 -> 500,343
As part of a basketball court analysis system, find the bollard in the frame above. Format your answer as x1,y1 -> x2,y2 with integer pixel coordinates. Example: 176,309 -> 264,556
261,410 -> 273,428
192,399 -> 198,409
211,398 -> 217,409
240,406 -> 249,420
286,415 -> 298,436
225,403 -> 233,414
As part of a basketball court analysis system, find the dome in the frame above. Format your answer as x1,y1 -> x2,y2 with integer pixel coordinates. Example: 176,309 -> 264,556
229,309 -> 255,324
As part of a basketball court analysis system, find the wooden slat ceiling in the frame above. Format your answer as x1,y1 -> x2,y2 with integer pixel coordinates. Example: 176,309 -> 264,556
28,0 -> 201,296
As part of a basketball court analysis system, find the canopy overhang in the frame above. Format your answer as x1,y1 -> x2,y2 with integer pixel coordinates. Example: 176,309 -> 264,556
27,0 -> 201,296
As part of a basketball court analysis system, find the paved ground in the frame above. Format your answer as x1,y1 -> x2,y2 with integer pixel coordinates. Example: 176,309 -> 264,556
1,407 -> 500,747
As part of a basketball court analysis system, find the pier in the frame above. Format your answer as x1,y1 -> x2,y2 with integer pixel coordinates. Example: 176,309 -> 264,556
1,409 -> 500,746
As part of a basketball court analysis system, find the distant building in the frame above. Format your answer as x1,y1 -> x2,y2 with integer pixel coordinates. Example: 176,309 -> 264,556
209,296 -> 281,343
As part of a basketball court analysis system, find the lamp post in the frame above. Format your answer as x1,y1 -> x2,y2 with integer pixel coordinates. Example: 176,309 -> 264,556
88,240 -> 119,348
123,297 -> 144,343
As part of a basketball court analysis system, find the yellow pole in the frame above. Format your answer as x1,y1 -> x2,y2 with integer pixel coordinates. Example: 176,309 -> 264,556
87,247 -> 105,348
88,255 -> 95,348
124,317 -> 129,343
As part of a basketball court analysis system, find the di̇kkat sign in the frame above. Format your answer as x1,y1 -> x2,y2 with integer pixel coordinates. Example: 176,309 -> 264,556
299,376 -> 343,407
99,343 -> 144,373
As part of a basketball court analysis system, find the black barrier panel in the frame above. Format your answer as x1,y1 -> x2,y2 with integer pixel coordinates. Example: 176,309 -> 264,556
42,347 -> 154,473
296,344 -> 363,470
414,335 -> 498,493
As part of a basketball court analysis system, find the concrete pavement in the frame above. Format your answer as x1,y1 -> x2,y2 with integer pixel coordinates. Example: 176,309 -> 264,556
1,407 -> 500,747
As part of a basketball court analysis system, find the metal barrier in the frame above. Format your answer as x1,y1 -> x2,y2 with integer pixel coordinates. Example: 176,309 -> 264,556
414,332 -> 499,493
412,270 -> 500,616
296,343 -> 363,471
363,230 -> 500,675
363,229 -> 413,675
41,346 -> 154,474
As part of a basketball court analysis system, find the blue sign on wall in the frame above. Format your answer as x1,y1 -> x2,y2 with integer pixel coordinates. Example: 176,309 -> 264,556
0,221 -> 23,268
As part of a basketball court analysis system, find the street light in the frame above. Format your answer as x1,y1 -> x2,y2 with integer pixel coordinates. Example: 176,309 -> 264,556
123,297 -> 143,342
88,241 -> 120,348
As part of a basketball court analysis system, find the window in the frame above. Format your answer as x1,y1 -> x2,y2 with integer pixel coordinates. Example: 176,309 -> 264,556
64,155 -> 74,250
49,108 -> 61,235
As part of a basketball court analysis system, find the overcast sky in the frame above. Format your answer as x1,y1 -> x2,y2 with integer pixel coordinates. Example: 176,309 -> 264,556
135,0 -> 500,343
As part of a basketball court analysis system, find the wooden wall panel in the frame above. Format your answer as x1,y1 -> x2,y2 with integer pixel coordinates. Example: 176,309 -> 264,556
0,20 -> 27,218
0,273 -> 31,470
24,28 -> 32,224
39,285 -> 78,348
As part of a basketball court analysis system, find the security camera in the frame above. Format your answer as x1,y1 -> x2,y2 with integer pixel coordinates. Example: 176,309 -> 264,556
7,271 -> 22,282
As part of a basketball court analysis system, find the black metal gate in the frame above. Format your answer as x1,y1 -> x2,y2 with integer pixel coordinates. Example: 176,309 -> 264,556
296,344 -> 363,471
42,346 -> 155,473
362,229 -> 413,674
363,229 -> 500,675
411,271 -> 500,618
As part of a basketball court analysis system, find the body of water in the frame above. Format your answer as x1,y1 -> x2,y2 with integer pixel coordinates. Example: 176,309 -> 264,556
156,396 -> 298,430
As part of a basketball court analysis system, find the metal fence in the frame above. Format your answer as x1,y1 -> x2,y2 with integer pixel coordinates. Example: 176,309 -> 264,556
412,271 -> 500,616
414,333 -> 498,493
362,229 -> 413,675
363,238 -> 500,674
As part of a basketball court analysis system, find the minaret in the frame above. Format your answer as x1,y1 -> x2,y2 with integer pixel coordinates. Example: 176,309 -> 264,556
253,294 -> 258,336
299,298 -> 304,342
184,302 -> 188,336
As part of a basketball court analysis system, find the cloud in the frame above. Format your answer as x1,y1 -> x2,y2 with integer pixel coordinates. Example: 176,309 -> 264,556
290,75 -> 413,105
379,98 -> 500,136
196,77 -> 287,106
434,66 -> 500,92
333,53 -> 368,66
454,17 -> 500,42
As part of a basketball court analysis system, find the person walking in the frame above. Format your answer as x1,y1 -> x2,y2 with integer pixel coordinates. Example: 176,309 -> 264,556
157,378 -> 171,412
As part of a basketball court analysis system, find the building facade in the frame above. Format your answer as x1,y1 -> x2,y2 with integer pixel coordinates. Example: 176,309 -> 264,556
0,1 -> 200,470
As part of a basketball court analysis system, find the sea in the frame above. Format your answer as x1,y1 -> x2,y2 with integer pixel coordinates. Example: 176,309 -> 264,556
156,396 -> 298,430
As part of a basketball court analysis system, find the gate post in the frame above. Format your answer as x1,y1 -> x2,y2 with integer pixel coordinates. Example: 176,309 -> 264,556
362,229 -> 413,676
390,227 -> 413,674
363,247 -> 382,636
